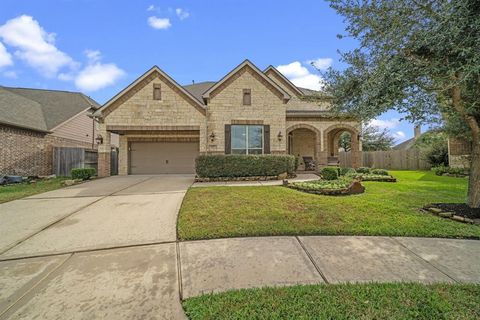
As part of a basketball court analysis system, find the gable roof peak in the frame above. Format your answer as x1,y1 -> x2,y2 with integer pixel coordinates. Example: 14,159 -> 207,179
263,65 -> 305,97
93,65 -> 206,118
202,59 -> 291,103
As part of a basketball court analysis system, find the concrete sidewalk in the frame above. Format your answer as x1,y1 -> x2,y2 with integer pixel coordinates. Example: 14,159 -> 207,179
191,173 -> 319,187
179,236 -> 480,298
1,235 -> 479,319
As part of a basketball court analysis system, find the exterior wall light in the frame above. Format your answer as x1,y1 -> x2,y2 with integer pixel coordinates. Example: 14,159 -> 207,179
277,131 -> 283,141
209,131 -> 216,142
95,134 -> 104,145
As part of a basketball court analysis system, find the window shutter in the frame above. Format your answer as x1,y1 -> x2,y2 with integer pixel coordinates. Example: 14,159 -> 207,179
263,125 -> 270,154
225,124 -> 231,154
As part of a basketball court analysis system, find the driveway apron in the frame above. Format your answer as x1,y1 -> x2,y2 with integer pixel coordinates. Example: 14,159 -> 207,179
0,174 -> 192,320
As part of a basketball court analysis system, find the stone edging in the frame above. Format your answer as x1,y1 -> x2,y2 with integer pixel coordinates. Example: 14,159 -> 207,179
423,207 -> 479,225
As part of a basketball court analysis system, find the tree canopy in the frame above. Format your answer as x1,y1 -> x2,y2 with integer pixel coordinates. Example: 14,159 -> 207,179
324,0 -> 480,207
339,125 -> 395,152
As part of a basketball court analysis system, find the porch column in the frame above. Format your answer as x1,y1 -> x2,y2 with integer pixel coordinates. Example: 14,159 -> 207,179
97,123 -> 111,177
350,133 -> 362,168
317,131 -> 327,167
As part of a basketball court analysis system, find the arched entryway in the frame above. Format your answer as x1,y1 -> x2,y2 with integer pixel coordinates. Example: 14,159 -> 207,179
287,124 -> 321,171
323,124 -> 361,168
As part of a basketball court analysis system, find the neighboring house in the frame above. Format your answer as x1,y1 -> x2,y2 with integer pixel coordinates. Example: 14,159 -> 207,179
393,126 -> 422,150
92,60 -> 362,176
0,86 -> 101,176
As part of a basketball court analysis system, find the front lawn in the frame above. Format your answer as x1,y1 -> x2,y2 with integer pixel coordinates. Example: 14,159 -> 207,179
0,177 -> 68,203
183,283 -> 480,320
178,171 -> 480,240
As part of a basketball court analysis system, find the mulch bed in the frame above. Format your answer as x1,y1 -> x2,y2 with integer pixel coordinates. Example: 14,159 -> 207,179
427,203 -> 480,220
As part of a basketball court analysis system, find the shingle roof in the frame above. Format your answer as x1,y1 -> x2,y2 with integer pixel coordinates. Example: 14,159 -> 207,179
0,86 -> 100,132
182,82 -> 215,104
393,137 -> 416,150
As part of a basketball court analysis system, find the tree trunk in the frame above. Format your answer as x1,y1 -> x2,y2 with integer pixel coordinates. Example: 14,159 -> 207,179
450,82 -> 480,208
467,139 -> 480,208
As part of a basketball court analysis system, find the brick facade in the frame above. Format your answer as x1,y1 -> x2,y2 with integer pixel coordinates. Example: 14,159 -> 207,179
0,126 -> 49,176
0,125 -> 96,176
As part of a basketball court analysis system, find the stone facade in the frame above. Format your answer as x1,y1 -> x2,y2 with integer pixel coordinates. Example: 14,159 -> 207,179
206,66 -> 287,154
96,61 -> 362,176
97,71 -> 207,176
448,138 -> 472,169
0,125 -> 96,176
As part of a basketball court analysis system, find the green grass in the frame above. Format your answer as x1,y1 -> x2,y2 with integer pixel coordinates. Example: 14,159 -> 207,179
0,177 -> 68,203
178,171 -> 480,240
182,283 -> 480,320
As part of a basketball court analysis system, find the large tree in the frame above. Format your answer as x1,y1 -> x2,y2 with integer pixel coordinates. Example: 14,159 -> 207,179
324,0 -> 480,207
340,125 -> 395,151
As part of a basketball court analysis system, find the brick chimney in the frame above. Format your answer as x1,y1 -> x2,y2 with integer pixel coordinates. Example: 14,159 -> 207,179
414,125 -> 421,139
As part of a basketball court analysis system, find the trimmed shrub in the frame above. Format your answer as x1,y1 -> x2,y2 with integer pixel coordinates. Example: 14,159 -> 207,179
371,169 -> 389,176
71,168 -> 96,180
432,165 -> 468,177
356,167 -> 371,174
320,167 -> 339,180
195,154 -> 296,178
339,167 -> 356,176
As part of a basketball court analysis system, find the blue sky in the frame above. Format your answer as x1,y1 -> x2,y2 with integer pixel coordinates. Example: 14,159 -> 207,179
0,0 -> 419,143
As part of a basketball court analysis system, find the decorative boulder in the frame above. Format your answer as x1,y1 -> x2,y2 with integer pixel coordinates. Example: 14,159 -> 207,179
348,180 -> 365,194
277,172 -> 288,180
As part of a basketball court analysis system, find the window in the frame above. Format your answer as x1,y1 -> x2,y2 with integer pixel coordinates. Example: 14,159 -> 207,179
153,84 -> 161,100
231,125 -> 263,154
242,89 -> 251,105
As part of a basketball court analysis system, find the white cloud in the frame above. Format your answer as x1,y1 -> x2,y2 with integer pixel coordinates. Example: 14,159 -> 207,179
147,5 -> 156,11
147,16 -> 171,29
2,70 -> 17,78
74,50 -> 125,92
84,49 -> 101,63
368,118 -> 400,130
75,63 -> 125,92
58,72 -> 74,81
276,61 -> 324,91
175,8 -> 190,20
0,15 -> 75,77
392,131 -> 406,140
0,42 -> 13,67
308,58 -> 333,71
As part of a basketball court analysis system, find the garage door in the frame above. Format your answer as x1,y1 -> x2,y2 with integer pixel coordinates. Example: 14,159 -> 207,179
129,142 -> 199,174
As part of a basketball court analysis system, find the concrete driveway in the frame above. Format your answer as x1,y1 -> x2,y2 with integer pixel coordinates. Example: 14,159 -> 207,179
0,174 -> 192,319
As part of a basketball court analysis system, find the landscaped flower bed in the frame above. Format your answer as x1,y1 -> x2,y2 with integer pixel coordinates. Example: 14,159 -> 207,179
288,176 -> 365,195
351,173 -> 397,182
432,165 -> 469,177
287,167 -> 396,196
345,167 -> 397,182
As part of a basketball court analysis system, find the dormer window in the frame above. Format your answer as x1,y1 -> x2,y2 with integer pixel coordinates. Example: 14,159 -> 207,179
243,89 -> 251,105
153,84 -> 161,100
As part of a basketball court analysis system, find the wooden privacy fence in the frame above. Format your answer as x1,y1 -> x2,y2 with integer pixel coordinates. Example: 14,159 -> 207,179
339,149 -> 431,170
53,147 -> 98,176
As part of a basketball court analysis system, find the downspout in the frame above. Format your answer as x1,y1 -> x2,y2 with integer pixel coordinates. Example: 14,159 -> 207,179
92,116 -> 95,150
